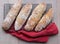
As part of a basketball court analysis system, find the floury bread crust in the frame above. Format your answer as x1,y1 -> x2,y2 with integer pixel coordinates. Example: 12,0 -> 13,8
35,8 -> 53,31
24,3 -> 46,31
15,3 -> 32,31
2,0 -> 22,30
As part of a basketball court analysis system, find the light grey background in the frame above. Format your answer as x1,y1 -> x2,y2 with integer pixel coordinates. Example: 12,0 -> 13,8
0,0 -> 60,44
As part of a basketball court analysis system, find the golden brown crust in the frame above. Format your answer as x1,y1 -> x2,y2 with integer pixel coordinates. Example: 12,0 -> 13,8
2,0 -> 22,30
15,3 -> 32,31
24,3 -> 46,31
35,8 -> 53,31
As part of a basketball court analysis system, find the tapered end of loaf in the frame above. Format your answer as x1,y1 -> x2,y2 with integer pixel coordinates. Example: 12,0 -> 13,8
14,21 -> 22,31
2,22 -> 9,30
39,2 -> 46,7
24,24 -> 33,31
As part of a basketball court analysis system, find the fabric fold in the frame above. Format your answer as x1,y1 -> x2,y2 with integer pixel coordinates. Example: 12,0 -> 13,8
5,22 -> 58,43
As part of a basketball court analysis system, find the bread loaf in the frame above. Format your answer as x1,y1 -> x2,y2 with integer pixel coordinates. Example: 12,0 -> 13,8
35,8 -> 53,31
15,3 -> 32,31
2,0 -> 22,30
24,3 -> 46,31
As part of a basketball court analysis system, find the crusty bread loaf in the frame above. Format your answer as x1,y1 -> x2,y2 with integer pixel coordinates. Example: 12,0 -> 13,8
2,0 -> 22,30
15,3 -> 32,31
24,3 -> 46,31
35,8 -> 53,31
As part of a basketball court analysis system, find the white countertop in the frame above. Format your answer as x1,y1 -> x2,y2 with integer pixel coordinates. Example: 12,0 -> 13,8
0,0 -> 60,44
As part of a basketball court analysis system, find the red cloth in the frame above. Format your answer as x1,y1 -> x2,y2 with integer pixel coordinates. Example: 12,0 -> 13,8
5,22 -> 58,43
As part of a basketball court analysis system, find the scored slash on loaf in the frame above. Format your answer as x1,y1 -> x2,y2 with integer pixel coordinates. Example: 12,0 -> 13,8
15,3 -> 32,31
24,3 -> 46,31
2,0 -> 22,30
35,8 -> 53,31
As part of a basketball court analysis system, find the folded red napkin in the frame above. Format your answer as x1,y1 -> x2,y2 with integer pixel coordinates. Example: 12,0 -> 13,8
5,22 -> 58,43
